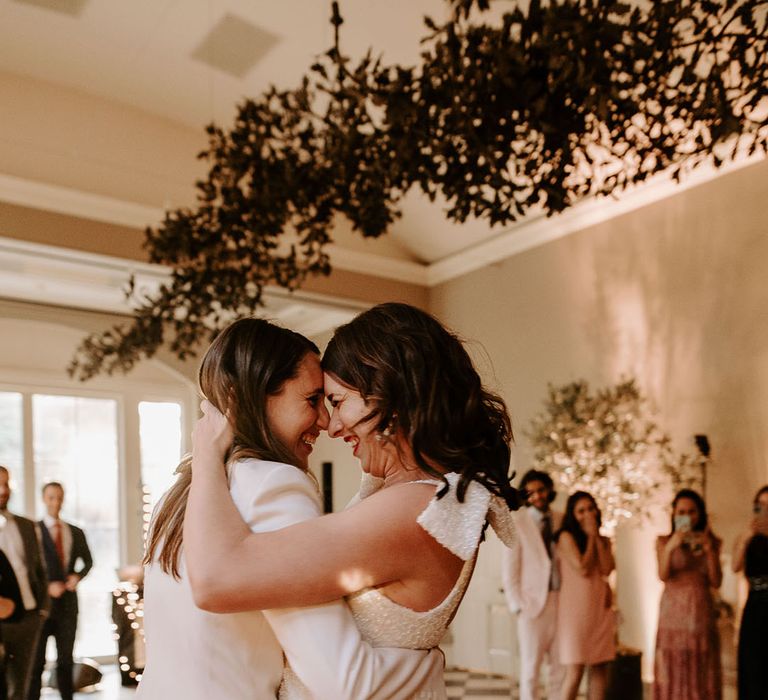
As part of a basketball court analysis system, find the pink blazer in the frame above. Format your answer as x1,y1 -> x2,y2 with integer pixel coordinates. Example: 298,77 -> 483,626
501,507 -> 562,619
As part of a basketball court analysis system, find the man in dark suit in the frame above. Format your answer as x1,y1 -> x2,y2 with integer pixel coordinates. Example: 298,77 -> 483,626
29,482 -> 92,700
0,549 -> 24,700
0,466 -> 49,700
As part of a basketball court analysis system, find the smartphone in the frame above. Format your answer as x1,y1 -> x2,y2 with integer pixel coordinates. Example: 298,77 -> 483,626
674,514 -> 692,532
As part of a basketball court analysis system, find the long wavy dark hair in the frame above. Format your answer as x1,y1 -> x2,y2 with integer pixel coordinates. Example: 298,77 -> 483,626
322,302 -> 519,509
556,491 -> 602,554
669,488 -> 708,535
144,318 -> 319,579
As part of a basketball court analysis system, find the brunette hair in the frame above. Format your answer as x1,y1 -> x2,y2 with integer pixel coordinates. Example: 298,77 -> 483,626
556,491 -> 602,553
322,302 -> 519,508
144,318 -> 319,579
42,481 -> 64,496
754,485 -> 768,507
519,469 -> 556,504
669,488 -> 709,534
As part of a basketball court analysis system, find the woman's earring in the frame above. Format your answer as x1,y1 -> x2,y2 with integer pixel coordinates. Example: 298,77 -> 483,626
375,417 -> 395,442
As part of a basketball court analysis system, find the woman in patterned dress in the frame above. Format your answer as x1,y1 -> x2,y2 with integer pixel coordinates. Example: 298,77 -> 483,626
653,489 -> 722,700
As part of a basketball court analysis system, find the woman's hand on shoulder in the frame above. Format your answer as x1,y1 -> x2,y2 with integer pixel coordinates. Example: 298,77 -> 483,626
192,399 -> 233,464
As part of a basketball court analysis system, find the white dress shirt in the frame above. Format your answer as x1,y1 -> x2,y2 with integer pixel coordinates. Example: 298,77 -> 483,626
527,506 -> 560,591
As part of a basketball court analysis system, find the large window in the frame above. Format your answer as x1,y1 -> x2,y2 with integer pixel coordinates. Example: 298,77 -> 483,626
0,383 -> 188,661
0,392 -> 24,509
139,401 -> 183,515
33,395 -> 119,658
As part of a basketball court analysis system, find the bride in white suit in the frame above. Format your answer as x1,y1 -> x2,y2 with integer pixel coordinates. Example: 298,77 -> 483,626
137,318 -> 443,699
185,303 -> 521,698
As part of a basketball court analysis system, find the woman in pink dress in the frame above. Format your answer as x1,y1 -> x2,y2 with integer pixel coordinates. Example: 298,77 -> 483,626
654,489 -> 722,700
555,491 -> 616,700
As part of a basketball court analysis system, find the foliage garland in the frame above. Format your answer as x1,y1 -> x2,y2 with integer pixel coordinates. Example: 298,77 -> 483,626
526,377 -> 705,532
70,0 -> 768,379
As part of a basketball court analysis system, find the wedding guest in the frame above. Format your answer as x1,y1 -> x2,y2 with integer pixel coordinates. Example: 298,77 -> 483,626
732,485 -> 768,700
29,482 -> 93,700
0,550 -> 23,700
654,489 -> 722,700
184,303 -> 520,698
502,469 -> 564,700
555,491 -> 615,700
139,318 -> 446,699
0,467 -> 49,700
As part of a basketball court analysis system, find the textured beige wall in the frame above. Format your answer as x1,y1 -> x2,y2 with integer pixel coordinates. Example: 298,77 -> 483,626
429,156 -> 768,675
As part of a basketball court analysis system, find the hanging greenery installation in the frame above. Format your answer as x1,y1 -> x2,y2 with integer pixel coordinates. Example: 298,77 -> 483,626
69,0 -> 768,379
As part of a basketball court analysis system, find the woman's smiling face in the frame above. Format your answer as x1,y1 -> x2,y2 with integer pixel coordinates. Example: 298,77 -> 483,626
324,373 -> 397,478
266,352 -> 329,470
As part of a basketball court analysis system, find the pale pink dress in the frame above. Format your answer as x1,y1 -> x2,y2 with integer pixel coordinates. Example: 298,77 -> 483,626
556,535 -> 617,665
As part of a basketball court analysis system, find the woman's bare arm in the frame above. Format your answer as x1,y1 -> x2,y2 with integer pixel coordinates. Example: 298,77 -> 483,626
732,523 -> 756,573
183,405 -> 451,612
703,532 -> 723,588
657,532 -> 684,582
596,535 -> 615,577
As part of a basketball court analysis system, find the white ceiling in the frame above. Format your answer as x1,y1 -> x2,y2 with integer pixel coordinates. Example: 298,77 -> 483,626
0,0 -> 761,273
0,0 -> 517,264
0,0 -> 452,129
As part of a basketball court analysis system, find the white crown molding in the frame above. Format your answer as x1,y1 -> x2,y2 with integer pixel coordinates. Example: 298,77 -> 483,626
2,152 -> 764,291
0,235 -> 168,314
0,173 -> 428,285
0,236 -> 362,337
0,173 -> 162,229
326,244 -> 428,285
427,152 -> 766,286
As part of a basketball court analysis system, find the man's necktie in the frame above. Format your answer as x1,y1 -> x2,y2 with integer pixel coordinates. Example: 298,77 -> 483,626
53,521 -> 66,570
541,513 -> 553,559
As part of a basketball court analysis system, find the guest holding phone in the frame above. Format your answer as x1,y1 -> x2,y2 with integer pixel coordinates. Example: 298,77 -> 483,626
654,489 -> 722,700
732,485 -> 768,700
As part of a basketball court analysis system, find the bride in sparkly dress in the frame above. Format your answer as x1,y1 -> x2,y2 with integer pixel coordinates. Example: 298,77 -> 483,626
185,303 -> 520,698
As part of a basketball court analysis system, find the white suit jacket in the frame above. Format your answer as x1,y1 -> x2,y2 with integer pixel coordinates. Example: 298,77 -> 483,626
139,459 -> 444,700
501,506 -> 562,619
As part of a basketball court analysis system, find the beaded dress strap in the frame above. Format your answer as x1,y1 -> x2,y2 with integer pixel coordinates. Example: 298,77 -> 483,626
416,472 -> 516,560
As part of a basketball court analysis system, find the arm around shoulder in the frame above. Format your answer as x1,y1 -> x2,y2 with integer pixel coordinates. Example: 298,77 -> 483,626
191,477 -> 437,612
188,461 -> 322,613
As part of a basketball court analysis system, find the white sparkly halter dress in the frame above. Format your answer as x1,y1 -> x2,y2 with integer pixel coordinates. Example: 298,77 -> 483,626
280,472 -> 517,699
